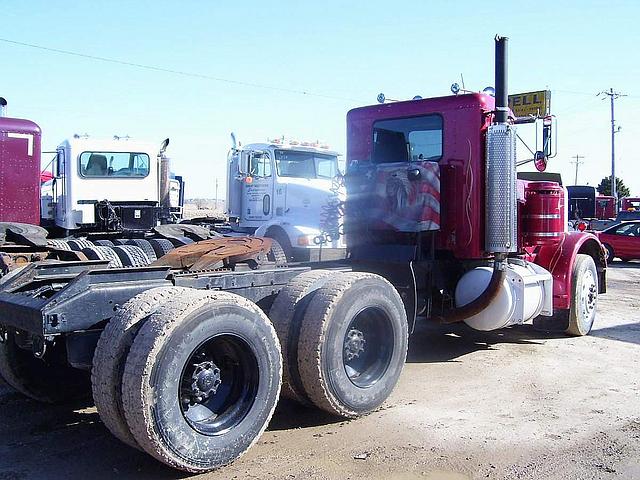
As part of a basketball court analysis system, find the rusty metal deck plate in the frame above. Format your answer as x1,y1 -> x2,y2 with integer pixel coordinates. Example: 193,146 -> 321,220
151,236 -> 272,271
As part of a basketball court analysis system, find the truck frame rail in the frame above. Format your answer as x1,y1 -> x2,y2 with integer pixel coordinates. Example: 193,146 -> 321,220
0,260 -> 319,336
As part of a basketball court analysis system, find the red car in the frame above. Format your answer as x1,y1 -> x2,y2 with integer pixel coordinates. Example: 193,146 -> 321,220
596,221 -> 640,262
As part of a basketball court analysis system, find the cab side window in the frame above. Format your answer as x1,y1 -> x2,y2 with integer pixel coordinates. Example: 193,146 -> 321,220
372,115 -> 443,164
250,154 -> 272,177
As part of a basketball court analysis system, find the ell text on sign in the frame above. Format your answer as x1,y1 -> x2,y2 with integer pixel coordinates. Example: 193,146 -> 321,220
508,90 -> 551,117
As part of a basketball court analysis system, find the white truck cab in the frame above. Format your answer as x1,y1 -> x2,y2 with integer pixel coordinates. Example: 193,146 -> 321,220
227,139 -> 345,260
41,135 -> 182,233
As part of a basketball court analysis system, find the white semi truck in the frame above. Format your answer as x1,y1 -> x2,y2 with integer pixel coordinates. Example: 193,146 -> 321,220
226,137 -> 346,261
0,106 -> 193,271
40,135 -> 184,234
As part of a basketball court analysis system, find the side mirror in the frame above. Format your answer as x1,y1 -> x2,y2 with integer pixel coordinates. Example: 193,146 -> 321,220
534,151 -> 547,172
55,150 -> 64,177
242,151 -> 254,175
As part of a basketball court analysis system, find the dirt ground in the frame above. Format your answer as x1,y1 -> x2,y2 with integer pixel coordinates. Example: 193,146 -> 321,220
1,263 -> 639,480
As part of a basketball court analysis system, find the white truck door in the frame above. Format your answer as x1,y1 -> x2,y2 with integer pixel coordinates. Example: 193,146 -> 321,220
242,151 -> 274,222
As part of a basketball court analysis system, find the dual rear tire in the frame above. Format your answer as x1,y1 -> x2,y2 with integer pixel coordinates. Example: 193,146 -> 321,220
91,287 -> 282,472
92,270 -> 408,471
270,270 -> 409,418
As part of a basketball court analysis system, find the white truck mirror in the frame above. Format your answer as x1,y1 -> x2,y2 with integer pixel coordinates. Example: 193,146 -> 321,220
55,149 -> 64,178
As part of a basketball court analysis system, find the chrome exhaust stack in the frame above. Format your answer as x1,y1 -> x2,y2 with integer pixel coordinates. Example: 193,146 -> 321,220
485,35 -> 517,254
449,36 -> 554,330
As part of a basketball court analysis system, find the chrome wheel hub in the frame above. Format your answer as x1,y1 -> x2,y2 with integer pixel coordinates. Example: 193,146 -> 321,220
185,361 -> 221,404
580,270 -> 597,321
344,328 -> 366,361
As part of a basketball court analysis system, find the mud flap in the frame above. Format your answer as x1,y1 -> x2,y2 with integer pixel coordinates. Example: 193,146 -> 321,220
350,245 -> 417,333
533,311 -> 570,332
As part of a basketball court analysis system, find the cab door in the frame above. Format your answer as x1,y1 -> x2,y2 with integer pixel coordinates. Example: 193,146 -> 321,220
242,151 -> 274,222
615,223 -> 640,258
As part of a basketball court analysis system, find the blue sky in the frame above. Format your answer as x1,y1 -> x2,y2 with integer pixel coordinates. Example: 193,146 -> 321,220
2,0 -> 639,197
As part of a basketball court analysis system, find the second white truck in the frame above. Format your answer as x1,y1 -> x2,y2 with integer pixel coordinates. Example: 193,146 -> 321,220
226,137 -> 345,261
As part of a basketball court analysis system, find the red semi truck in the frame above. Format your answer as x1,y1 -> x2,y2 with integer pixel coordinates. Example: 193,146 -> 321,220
0,36 -> 606,472
621,197 -> 640,212
0,114 -> 42,225
596,195 -> 616,219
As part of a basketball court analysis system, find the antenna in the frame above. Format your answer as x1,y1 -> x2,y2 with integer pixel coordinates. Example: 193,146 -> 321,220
377,93 -> 399,104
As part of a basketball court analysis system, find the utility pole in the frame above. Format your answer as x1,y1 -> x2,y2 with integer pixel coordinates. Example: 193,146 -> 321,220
215,178 -> 219,212
570,154 -> 585,185
599,88 -> 626,202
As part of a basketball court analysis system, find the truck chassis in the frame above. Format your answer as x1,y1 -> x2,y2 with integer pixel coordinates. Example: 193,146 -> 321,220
2,258 -> 407,471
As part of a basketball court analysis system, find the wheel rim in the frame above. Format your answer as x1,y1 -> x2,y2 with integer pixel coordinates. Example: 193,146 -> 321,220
180,334 -> 259,436
604,245 -> 613,261
579,269 -> 597,325
342,307 -> 394,388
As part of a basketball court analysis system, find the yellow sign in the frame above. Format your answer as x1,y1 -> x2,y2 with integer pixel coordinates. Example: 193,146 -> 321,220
508,90 -> 551,117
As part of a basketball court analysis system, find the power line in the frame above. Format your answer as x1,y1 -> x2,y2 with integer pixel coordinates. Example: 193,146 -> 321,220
0,37 -> 363,103
552,88 -> 639,99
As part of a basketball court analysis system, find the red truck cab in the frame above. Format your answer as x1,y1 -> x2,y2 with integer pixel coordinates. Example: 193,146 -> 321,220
0,116 -> 42,225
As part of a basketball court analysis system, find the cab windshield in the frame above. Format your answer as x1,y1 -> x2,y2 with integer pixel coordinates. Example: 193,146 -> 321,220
274,150 -> 338,179
79,151 -> 150,178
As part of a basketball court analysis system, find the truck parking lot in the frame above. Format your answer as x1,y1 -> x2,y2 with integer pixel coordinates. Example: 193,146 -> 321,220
1,261 -> 638,480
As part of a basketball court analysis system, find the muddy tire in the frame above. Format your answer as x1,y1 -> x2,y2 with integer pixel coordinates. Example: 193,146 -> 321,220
148,238 -> 174,258
81,246 -> 124,268
297,272 -> 408,418
47,239 -> 71,250
125,239 -> 158,262
565,254 -> 598,336
121,291 -> 282,472
92,286 -> 189,449
265,231 -> 293,262
267,238 -> 288,265
67,239 -> 94,251
94,239 -> 114,247
269,270 -> 334,403
0,331 -> 89,403
111,245 -> 150,267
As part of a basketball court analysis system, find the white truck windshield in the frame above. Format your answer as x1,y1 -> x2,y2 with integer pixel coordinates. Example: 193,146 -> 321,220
274,150 -> 337,179
79,151 -> 150,178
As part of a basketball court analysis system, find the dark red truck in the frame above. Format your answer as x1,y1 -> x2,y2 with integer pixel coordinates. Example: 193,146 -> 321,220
0,111 -> 42,225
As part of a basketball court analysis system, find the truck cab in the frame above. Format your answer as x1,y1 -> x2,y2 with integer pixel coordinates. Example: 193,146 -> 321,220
345,80 -> 605,335
41,136 -> 183,233
0,116 -> 42,225
595,195 -> 616,219
227,140 -> 345,260
621,197 -> 640,212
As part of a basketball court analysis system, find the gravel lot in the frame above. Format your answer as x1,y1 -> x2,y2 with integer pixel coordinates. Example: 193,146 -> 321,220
1,263 -> 638,480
